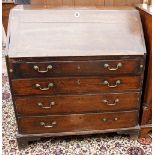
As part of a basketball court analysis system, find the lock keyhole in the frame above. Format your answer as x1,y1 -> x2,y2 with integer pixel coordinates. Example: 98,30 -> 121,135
74,12 -> 80,17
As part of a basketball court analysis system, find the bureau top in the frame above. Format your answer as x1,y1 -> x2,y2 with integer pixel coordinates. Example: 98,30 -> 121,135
7,5 -> 146,57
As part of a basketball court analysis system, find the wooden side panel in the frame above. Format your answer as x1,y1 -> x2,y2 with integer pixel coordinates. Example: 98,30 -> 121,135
95,0 -> 105,6
104,0 -> 114,6
63,0 -> 74,6
112,0 -> 128,6
31,0 -> 63,6
139,125 -> 152,138
2,3 -> 15,33
136,6 -> 152,125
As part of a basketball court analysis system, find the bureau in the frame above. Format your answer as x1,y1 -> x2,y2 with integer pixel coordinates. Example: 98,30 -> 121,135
6,5 -> 146,148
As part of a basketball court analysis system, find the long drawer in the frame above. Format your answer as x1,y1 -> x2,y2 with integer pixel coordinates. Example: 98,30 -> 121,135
18,111 -> 138,134
9,59 -> 144,79
12,76 -> 142,95
15,92 -> 140,115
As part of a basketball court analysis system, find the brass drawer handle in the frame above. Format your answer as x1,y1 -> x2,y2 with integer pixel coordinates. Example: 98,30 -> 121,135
33,65 -> 52,73
102,118 -> 107,122
103,99 -> 119,106
114,117 -> 118,121
103,80 -> 121,88
37,102 -> 55,109
102,117 -> 118,122
104,63 -> 122,71
40,121 -> 56,128
35,83 -> 54,91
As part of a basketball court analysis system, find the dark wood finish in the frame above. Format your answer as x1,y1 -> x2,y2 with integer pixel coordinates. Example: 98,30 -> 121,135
2,3 -> 15,33
16,137 -> 29,149
18,111 -> 138,134
139,125 -> 152,138
15,92 -> 140,115
16,125 -> 140,149
138,6 -> 152,125
8,56 -> 145,79
136,4 -> 152,138
9,58 -> 144,79
5,8 -> 146,147
7,8 -> 146,58
117,128 -> 140,139
140,106 -> 152,124
16,126 -> 140,137
9,55 -> 144,62
16,136 -> 41,149
12,76 -> 143,95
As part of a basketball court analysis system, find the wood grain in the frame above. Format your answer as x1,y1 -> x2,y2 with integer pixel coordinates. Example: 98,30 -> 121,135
7,8 -> 146,57
136,5 -> 152,126
18,111 -> 138,134
5,7 -> 145,145
12,76 -> 143,95
15,92 -> 140,115
139,125 -> 151,138
10,58 -> 144,79
31,0 -> 142,6
2,3 -> 15,33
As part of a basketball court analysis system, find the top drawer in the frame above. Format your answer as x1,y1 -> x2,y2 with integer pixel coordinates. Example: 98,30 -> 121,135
8,57 -> 144,79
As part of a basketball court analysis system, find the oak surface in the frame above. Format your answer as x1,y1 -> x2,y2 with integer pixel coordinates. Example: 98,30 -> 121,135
7,7 -> 146,57
5,7 -> 146,147
15,92 -> 140,115
18,111 -> 138,134
12,76 -> 143,95
9,57 -> 144,79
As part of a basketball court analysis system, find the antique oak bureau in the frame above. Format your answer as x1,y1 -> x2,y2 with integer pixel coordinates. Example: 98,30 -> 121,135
6,5 -> 146,148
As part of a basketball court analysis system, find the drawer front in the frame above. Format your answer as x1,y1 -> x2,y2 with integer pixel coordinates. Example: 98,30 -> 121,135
15,93 -> 140,115
12,76 -> 142,95
18,111 -> 138,134
10,59 -> 144,79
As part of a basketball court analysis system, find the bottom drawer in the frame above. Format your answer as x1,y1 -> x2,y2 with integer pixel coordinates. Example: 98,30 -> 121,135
18,111 -> 138,134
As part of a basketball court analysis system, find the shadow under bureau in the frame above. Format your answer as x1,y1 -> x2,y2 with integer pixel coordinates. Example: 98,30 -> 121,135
6,5 -> 146,148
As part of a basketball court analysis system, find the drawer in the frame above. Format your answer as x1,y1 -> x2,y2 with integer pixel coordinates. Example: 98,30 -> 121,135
9,59 -> 144,79
18,111 -> 138,134
15,93 -> 140,115
12,76 -> 143,95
